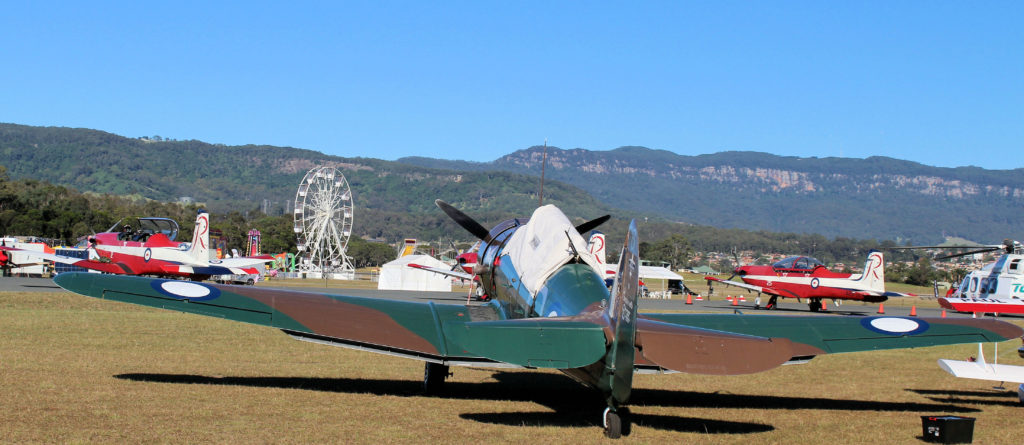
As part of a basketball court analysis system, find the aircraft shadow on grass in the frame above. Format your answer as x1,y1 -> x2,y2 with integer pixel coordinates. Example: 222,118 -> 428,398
114,371 -> 979,434
907,388 -> 1021,407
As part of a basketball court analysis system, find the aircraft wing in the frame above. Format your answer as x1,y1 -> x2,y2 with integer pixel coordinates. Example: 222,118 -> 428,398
207,255 -> 275,269
0,246 -> 126,274
408,263 -> 474,281
704,276 -> 784,297
52,272 -> 605,369
639,313 -> 1022,361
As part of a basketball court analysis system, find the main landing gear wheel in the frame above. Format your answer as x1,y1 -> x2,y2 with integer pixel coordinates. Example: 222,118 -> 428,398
809,299 -> 822,312
765,296 -> 778,310
423,362 -> 449,394
603,406 -> 631,438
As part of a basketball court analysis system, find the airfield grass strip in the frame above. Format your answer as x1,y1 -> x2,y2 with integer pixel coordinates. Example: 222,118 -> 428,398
1,290 -> 1021,444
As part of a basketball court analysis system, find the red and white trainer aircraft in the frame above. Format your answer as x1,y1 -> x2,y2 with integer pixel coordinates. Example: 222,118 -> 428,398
705,251 -> 912,311
0,211 -> 272,280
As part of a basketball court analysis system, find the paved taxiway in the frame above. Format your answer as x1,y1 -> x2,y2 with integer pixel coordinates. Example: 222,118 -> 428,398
3,276 -> 1015,320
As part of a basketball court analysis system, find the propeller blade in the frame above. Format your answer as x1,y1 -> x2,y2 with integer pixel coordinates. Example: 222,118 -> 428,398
435,200 -> 490,241
574,215 -> 610,235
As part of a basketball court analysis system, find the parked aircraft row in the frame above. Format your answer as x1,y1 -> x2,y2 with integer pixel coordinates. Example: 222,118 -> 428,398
0,211 -> 273,280
49,200 -> 1024,437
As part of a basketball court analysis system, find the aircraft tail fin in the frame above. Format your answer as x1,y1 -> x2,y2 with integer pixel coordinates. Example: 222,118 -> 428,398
187,211 -> 211,263
857,250 -> 886,292
588,231 -> 607,266
603,220 -> 639,406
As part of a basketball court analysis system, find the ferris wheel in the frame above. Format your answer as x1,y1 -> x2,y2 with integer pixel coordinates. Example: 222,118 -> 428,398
293,166 -> 354,277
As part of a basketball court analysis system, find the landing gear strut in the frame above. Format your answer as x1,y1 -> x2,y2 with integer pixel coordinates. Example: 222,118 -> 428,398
603,406 -> 631,438
765,295 -> 778,310
423,362 -> 449,394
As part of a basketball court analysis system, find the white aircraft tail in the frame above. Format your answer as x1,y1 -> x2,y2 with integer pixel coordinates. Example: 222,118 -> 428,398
187,211 -> 211,263
587,231 -> 606,266
856,250 -> 886,292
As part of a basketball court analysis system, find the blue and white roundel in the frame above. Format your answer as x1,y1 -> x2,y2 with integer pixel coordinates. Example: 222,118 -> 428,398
143,248 -> 152,262
860,317 -> 930,336
810,278 -> 820,289
150,280 -> 220,301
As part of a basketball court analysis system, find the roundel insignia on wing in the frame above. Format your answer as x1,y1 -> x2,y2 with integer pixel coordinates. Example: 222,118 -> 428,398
150,280 -> 221,301
810,277 -> 820,289
143,248 -> 152,262
860,317 -> 930,336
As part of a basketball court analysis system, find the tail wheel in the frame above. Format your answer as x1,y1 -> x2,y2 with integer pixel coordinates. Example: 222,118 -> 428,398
603,407 -> 631,438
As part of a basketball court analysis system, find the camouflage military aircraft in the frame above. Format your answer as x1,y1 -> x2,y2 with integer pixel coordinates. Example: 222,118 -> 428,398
54,200 -> 1023,438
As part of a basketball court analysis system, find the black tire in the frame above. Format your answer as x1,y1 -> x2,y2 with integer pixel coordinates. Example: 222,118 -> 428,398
809,300 -> 821,312
603,408 -> 621,439
423,362 -> 449,394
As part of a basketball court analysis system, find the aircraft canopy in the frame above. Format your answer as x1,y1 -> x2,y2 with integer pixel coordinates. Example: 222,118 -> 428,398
772,256 -> 824,270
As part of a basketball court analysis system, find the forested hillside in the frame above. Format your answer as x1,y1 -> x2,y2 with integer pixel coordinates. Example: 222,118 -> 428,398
0,124 -> 616,242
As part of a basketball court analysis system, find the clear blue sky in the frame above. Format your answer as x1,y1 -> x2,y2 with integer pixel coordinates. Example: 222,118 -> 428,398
2,2 -> 1021,169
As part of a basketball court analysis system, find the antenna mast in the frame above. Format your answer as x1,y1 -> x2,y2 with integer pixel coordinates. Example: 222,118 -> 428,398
539,139 -> 547,206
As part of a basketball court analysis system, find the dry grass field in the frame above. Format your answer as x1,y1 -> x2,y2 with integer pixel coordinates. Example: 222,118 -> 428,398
2,288 -> 1022,444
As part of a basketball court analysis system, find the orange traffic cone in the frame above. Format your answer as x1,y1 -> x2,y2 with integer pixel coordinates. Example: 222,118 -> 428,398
686,294 -> 693,305
821,300 -> 828,311
941,309 -> 946,318
731,297 -> 739,306
910,305 -> 917,316
877,303 -> 885,314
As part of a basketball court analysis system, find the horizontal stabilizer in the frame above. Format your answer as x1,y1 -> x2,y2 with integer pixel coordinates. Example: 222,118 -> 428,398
636,318 -> 794,375
938,359 -> 1024,384
443,318 -> 607,368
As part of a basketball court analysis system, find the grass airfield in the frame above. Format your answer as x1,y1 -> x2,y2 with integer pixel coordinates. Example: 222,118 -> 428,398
3,283 -> 1024,443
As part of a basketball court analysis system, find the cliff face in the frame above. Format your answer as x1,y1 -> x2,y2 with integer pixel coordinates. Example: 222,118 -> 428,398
401,146 -> 1024,242
496,148 -> 1024,199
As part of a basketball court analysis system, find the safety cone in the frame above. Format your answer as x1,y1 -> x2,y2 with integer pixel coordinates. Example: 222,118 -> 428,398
739,295 -> 746,301
877,303 -> 885,314
685,294 -> 693,305
941,309 -> 946,318
731,297 -> 739,306
821,300 -> 828,311
910,305 -> 917,316
695,295 -> 703,301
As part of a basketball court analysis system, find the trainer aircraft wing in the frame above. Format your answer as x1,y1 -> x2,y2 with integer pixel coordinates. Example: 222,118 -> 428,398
408,263 -> 474,281
705,276 -> 784,297
210,255 -> 275,269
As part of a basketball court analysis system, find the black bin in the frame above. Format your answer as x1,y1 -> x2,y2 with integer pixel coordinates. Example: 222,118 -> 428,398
921,416 -> 975,444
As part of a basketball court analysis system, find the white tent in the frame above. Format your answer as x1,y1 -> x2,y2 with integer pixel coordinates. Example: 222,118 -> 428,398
377,254 -> 453,292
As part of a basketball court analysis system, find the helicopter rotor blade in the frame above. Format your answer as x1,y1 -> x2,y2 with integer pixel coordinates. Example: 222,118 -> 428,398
934,247 -> 1004,260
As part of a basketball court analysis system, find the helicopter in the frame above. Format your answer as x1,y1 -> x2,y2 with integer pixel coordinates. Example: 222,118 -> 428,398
892,239 -> 1024,314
